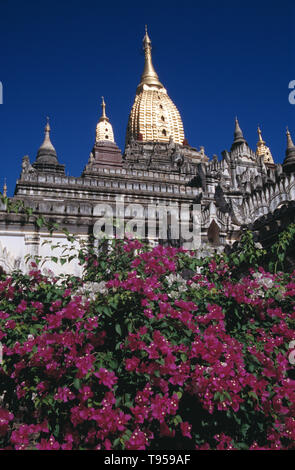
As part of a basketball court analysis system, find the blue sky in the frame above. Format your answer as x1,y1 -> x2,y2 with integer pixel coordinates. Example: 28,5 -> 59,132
0,0 -> 294,195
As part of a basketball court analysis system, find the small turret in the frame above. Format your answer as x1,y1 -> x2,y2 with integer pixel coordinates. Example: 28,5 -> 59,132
231,117 -> 247,150
83,98 -> 122,174
96,97 -> 115,143
33,118 -> 65,174
283,127 -> 295,173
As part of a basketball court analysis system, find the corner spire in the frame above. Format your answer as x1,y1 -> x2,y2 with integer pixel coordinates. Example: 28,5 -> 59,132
283,127 -> 295,173
231,116 -> 247,150
33,118 -> 65,174
286,127 -> 295,149
234,117 -> 245,141
137,26 -> 163,90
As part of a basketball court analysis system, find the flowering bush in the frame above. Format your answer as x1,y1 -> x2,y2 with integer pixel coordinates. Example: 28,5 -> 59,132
0,233 -> 294,450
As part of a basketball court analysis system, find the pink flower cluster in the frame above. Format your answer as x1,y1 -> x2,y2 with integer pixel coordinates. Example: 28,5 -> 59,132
0,239 -> 294,450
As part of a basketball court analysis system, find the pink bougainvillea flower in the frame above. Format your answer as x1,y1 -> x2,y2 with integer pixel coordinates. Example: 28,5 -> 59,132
94,368 -> 118,389
36,436 -> 60,450
0,409 -> 13,437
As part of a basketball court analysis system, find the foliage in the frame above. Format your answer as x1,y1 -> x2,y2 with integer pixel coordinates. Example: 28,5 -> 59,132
269,223 -> 295,273
0,232 -> 295,451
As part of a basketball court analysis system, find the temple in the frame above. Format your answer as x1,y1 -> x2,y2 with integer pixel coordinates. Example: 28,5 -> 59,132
0,29 -> 294,274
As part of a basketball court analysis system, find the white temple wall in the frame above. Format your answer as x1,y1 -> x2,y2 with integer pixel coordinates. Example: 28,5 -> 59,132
0,231 -> 83,277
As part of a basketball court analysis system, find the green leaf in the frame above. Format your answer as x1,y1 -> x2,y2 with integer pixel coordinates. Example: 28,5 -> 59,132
73,378 -> 81,390
223,391 -> 232,401
113,438 -> 121,447
214,392 -> 221,401
54,424 -> 60,438
36,217 -> 44,228
236,442 -> 249,450
240,423 -> 250,437
248,391 -> 258,401
115,323 -> 122,335
173,414 -> 182,425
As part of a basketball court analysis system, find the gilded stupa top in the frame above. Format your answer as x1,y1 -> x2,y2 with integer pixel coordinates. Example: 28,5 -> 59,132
126,28 -> 185,145
137,26 -> 164,91
256,126 -> 274,164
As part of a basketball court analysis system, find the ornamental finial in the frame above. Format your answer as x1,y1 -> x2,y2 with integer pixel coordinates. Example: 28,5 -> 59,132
138,27 -> 163,90
99,96 -> 109,122
45,116 -> 50,132
101,96 -> 106,119
257,126 -> 265,144
38,117 -> 55,152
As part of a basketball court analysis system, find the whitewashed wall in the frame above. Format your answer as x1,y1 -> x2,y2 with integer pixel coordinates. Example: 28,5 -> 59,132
0,230 -> 84,277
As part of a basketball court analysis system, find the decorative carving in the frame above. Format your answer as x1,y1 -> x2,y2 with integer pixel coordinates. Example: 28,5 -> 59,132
0,241 -> 21,273
230,199 -> 246,225
172,150 -> 184,168
88,152 -> 94,165
21,155 -> 35,177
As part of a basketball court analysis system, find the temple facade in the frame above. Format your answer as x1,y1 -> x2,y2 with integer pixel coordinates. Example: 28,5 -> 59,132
0,29 -> 295,275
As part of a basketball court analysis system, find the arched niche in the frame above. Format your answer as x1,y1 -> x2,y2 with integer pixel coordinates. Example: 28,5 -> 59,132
207,220 -> 220,246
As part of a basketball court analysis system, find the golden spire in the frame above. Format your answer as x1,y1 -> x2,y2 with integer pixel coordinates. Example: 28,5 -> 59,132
137,26 -> 163,90
257,126 -> 265,144
126,30 -> 185,145
256,126 -> 274,164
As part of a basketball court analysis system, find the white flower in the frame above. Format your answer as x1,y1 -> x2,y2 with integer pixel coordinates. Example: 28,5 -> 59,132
260,278 -> 274,289
168,290 -> 179,299
189,282 -> 200,290
253,272 -> 274,289
166,273 -> 188,295
74,281 -> 108,302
